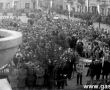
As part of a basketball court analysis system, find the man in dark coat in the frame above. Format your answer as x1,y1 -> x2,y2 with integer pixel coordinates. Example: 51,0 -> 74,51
88,60 -> 95,82
68,35 -> 77,50
95,61 -> 102,80
102,61 -> 110,80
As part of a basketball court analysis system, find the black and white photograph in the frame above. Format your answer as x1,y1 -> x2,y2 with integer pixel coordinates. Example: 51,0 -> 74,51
0,0 -> 110,90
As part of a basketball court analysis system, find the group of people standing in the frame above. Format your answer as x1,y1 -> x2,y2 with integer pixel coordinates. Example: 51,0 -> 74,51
1,10 -> 110,90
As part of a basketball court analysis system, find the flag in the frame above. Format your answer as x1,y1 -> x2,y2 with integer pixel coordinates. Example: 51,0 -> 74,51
97,4 -> 100,14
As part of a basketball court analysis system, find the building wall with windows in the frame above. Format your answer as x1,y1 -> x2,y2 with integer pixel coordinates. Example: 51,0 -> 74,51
38,0 -> 65,10
0,0 -> 12,10
0,0 -> 40,10
0,0 -> 110,16
17,0 -> 33,9
70,0 -> 110,16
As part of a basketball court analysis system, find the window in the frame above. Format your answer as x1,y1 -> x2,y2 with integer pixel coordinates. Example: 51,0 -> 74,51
108,8 -> 110,15
6,3 -> 10,9
25,3 -> 30,9
0,3 -> 3,9
85,6 -> 87,12
92,6 -> 97,14
101,8 -> 105,15
66,5 -> 68,10
14,1 -> 18,9
59,5 -> 63,10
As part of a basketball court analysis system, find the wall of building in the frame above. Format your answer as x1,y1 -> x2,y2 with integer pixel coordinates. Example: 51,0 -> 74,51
0,0 -> 110,16
69,0 -> 110,16
17,0 -> 33,9
0,0 -> 12,9
0,0 -> 40,10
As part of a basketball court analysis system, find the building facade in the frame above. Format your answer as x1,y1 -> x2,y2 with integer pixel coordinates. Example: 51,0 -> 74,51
72,0 -> 110,16
0,0 -> 110,16
61,0 -> 110,16
0,0 -> 40,10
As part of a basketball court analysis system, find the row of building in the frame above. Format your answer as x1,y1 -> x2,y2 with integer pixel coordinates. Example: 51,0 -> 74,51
0,0 -> 36,10
0,0 -> 110,16
62,0 -> 110,16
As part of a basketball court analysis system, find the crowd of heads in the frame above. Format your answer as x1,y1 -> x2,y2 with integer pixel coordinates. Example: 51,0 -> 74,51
0,10 -> 110,89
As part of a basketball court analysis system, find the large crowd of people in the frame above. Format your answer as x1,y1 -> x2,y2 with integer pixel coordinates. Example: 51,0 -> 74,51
0,10 -> 110,90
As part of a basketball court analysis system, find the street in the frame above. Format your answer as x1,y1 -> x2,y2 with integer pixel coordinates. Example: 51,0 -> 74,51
57,14 -> 110,30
